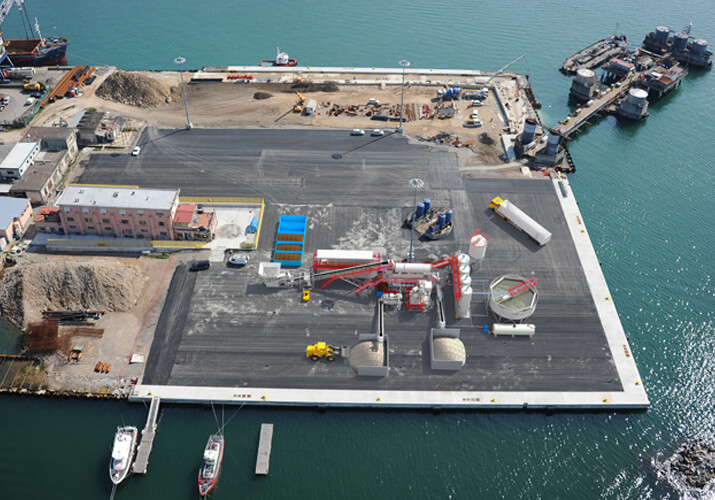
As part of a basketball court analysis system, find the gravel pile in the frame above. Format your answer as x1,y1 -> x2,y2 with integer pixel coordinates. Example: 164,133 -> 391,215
0,259 -> 146,330
96,70 -> 182,108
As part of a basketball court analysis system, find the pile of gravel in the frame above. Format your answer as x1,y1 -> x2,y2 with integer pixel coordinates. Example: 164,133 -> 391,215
0,259 -> 146,330
253,91 -> 273,100
96,70 -> 182,108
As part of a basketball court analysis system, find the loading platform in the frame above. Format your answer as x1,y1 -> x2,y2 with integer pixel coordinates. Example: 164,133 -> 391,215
255,423 -> 274,475
132,395 -> 160,474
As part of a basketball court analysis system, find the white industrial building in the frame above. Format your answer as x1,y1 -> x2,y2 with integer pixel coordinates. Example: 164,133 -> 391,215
0,142 -> 40,181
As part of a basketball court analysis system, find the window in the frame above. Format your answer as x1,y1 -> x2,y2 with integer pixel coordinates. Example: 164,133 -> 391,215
137,210 -> 144,215
100,208 -> 107,214
141,229 -> 148,233
87,226 -> 95,230
159,231 -> 168,236
66,217 -> 74,222
105,226 -> 112,231
102,218 -> 110,224
156,212 -> 163,217
119,209 -> 126,215
158,221 -> 165,227
68,225 -> 76,230
139,220 -> 147,226
84,217 -> 91,223
82,208 -> 89,213
63,207 -> 71,212
121,219 -> 129,224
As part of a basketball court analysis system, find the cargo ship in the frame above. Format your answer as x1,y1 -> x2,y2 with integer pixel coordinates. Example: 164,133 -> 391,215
0,0 -> 68,66
109,426 -> 138,485
198,434 -> 224,497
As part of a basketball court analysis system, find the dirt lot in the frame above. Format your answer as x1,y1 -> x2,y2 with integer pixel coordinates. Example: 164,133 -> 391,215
14,67 -> 533,169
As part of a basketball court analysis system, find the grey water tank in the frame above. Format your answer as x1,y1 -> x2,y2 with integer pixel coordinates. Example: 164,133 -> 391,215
654,26 -> 671,42
692,39 -> 709,53
521,118 -> 537,144
545,134 -> 560,155
673,32 -> 689,51
575,68 -> 596,85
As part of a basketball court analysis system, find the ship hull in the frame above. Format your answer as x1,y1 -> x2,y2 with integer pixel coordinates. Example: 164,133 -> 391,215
2,37 -> 68,66
198,435 -> 224,497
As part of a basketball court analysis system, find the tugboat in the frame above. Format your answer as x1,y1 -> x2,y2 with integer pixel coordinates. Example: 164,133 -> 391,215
198,434 -> 225,497
260,47 -> 297,67
109,426 -> 138,485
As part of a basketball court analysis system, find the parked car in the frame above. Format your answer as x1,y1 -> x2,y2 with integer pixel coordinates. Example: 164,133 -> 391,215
470,99 -> 483,107
351,128 -> 365,136
367,98 -> 379,105
24,97 -> 36,106
190,260 -> 210,271
131,146 -> 141,156
371,129 -> 385,136
228,255 -> 247,267
470,110 -> 479,119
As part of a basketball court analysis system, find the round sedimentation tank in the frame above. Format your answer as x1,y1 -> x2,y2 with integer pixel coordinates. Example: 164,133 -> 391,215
521,118 -> 537,144
627,88 -> 648,104
545,134 -> 560,155
655,26 -> 671,42
469,232 -> 488,261
673,32 -> 689,51
488,275 -> 539,321
575,68 -> 596,85
433,337 -> 466,366
456,285 -> 472,318
349,341 -> 384,372
692,39 -> 709,53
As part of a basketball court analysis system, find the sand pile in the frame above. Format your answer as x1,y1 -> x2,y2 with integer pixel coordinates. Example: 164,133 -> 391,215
0,259 -> 146,330
96,70 -> 182,108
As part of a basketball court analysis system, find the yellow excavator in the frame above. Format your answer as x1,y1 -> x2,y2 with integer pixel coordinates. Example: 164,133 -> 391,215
306,342 -> 347,361
293,92 -> 306,113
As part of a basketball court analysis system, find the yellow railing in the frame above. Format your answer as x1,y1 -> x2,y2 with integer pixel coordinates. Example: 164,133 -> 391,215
242,198 -> 266,249
151,240 -> 206,248
179,196 -> 264,205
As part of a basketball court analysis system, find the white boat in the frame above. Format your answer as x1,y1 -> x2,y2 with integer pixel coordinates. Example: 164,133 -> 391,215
109,426 -> 138,485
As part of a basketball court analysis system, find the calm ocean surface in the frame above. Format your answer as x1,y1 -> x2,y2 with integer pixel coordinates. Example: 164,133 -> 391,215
1,1 -> 713,498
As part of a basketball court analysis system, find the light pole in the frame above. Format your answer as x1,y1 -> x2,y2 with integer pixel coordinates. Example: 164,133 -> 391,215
174,56 -> 192,129
408,177 -> 423,262
398,59 -> 410,133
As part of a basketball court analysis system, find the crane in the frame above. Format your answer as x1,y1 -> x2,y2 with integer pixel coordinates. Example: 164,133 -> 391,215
0,0 -> 36,42
479,55 -> 527,94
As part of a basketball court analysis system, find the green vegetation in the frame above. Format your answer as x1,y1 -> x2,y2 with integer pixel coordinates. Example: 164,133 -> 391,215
87,107 -> 97,112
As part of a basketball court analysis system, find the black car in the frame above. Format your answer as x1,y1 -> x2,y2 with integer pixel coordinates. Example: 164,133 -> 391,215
189,260 -> 210,271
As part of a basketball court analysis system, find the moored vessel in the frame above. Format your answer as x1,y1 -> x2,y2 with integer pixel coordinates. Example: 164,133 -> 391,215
260,46 -> 297,67
109,426 -> 138,485
198,434 -> 225,497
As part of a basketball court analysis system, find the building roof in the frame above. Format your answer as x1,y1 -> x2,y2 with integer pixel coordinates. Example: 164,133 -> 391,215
9,151 -> 66,192
58,185 -> 180,211
609,58 -> 634,69
77,111 -> 104,131
34,207 -> 60,223
0,196 -> 31,228
0,142 -> 38,170
174,204 -> 197,225
21,127 -> 75,143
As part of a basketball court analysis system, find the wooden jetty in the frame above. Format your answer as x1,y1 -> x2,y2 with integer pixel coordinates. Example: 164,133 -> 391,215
255,423 -> 274,475
133,395 -> 160,474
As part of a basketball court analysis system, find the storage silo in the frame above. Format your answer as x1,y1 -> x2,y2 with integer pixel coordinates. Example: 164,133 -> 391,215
654,26 -> 671,43
575,68 -> 596,85
487,275 -> 539,321
521,118 -> 537,144
618,87 -> 649,120
545,134 -> 560,155
469,231 -> 488,262
457,252 -> 470,268
692,39 -> 709,53
456,285 -> 472,318
673,32 -> 689,51
570,68 -> 598,100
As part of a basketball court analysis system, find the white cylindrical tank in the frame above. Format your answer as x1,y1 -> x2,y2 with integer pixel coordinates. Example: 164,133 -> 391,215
692,39 -> 709,53
575,68 -> 596,85
456,285 -> 472,318
492,323 -> 536,338
393,262 -> 432,275
654,26 -> 670,42
459,274 -> 472,287
457,253 -> 470,268
545,134 -> 560,155
469,232 -> 488,261
459,264 -> 470,277
627,88 -> 648,104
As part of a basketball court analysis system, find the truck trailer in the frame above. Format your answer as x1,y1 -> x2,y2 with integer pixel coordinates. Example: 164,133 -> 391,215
489,196 -> 552,245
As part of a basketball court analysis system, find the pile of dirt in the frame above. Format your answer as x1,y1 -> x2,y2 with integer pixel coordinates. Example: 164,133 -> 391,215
0,259 -> 146,330
96,70 -> 182,108
253,91 -> 273,100
290,82 -> 339,92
